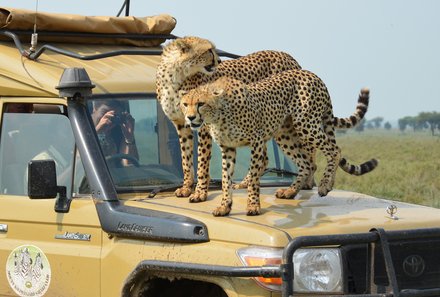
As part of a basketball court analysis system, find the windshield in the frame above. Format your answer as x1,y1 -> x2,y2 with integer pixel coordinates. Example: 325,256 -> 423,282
87,96 -> 298,192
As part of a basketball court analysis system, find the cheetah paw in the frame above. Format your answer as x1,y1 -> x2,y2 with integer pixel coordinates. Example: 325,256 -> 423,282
318,181 -> 332,197
174,186 -> 192,198
212,206 -> 231,217
275,187 -> 299,199
189,191 -> 208,203
246,205 -> 261,216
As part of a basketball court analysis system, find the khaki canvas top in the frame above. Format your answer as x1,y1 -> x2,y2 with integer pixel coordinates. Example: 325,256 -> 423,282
0,7 -> 176,46
0,8 -> 177,97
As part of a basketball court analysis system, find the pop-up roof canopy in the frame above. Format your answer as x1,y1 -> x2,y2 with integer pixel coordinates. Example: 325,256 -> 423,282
0,7 -> 176,46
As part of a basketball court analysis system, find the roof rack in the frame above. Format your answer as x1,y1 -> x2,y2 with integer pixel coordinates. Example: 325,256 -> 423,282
0,30 -> 241,61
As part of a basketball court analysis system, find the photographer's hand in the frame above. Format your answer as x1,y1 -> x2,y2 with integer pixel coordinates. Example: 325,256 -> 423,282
96,110 -> 116,133
121,112 -> 135,144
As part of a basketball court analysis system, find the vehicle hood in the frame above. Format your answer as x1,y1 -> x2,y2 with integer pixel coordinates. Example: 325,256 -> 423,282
128,187 -> 440,247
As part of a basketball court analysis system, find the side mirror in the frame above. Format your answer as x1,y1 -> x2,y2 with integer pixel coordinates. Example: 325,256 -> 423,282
28,160 -> 71,213
28,160 -> 58,198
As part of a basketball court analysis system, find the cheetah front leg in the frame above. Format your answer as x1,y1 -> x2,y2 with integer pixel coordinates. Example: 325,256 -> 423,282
190,125 -> 212,203
212,147 -> 236,216
174,124 -> 195,198
245,140 -> 267,216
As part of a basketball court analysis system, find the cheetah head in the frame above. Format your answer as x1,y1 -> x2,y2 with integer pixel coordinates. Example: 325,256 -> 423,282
180,77 -> 244,130
163,36 -> 221,77
180,88 -> 217,130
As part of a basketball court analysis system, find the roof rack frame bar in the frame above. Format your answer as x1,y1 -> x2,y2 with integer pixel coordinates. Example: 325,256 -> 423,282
5,29 -> 178,40
0,30 -> 241,60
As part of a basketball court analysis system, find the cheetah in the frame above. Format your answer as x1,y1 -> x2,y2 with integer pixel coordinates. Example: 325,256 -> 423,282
156,36 -> 376,203
156,36 -> 301,202
180,73 -> 376,216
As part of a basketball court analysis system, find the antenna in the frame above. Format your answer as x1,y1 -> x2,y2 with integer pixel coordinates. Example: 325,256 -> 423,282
116,0 -> 130,17
29,0 -> 39,52
125,0 -> 130,16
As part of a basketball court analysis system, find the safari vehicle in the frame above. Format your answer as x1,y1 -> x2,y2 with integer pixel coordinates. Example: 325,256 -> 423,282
0,7 -> 440,297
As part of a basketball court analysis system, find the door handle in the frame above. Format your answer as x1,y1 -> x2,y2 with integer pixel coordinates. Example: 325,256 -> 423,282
0,224 -> 8,232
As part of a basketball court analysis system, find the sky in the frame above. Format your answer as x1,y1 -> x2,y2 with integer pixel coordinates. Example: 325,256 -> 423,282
5,0 -> 440,123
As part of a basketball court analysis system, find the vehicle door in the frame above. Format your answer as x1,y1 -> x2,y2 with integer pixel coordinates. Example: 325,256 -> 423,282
0,101 -> 102,297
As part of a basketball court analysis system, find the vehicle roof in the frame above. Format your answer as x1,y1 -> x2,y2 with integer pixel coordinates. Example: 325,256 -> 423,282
0,42 -> 161,97
0,7 -> 176,97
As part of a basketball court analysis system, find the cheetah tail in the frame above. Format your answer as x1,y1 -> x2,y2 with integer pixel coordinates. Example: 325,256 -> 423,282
332,88 -> 369,129
339,157 -> 378,176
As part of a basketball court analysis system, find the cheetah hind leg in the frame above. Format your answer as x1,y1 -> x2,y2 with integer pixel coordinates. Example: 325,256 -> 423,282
317,143 -> 341,197
302,154 -> 317,190
275,153 -> 312,199
274,131 -> 313,199
233,149 -> 268,190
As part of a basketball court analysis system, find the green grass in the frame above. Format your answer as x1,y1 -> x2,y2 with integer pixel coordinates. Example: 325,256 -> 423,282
315,130 -> 440,208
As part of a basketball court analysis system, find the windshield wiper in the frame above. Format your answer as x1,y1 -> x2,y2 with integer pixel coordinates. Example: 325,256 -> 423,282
147,184 -> 182,198
147,180 -> 224,198
262,167 -> 298,177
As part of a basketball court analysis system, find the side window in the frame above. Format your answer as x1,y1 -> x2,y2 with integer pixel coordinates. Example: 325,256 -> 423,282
0,103 -> 75,196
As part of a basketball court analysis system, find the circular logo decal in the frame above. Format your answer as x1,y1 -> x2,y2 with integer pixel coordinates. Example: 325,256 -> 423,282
6,245 -> 51,297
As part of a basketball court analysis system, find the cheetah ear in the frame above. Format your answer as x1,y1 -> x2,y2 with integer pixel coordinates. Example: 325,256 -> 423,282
178,90 -> 188,98
175,39 -> 190,53
212,88 -> 224,97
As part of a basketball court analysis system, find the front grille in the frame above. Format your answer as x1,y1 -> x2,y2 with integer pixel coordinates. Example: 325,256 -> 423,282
344,239 -> 440,293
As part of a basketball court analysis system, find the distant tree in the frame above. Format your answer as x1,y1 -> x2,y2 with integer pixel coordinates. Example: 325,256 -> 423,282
398,116 -> 411,132
369,117 -> 384,129
406,116 -> 420,131
366,122 -> 374,129
399,112 -> 440,134
384,121 -> 392,130
418,111 -> 440,136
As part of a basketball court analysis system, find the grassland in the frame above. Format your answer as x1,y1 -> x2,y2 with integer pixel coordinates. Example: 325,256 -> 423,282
315,130 -> 440,208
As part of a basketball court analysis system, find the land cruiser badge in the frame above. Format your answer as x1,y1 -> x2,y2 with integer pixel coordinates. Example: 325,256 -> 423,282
6,245 -> 51,297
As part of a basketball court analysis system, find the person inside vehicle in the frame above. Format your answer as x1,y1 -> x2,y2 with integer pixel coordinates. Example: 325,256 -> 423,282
5,103 -> 33,113
91,100 -> 139,166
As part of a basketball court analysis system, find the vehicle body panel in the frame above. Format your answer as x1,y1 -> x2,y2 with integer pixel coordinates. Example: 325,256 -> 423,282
0,10 -> 439,296
0,196 -> 101,296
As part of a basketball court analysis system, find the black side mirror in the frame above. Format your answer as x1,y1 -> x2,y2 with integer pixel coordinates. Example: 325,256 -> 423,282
28,160 -> 71,213
28,160 -> 58,198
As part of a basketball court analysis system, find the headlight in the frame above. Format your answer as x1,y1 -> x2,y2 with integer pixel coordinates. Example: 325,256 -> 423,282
293,248 -> 343,293
237,246 -> 344,293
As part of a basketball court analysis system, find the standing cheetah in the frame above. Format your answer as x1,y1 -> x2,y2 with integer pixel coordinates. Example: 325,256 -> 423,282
156,36 -> 376,203
157,36 -> 301,202
180,73 -> 375,216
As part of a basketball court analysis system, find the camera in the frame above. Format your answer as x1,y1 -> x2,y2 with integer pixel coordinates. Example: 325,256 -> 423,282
112,113 -> 124,125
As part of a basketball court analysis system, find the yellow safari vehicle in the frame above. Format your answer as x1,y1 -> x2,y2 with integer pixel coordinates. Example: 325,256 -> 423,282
0,7 -> 440,297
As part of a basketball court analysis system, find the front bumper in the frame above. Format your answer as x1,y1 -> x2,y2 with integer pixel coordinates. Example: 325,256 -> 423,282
122,227 -> 440,297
